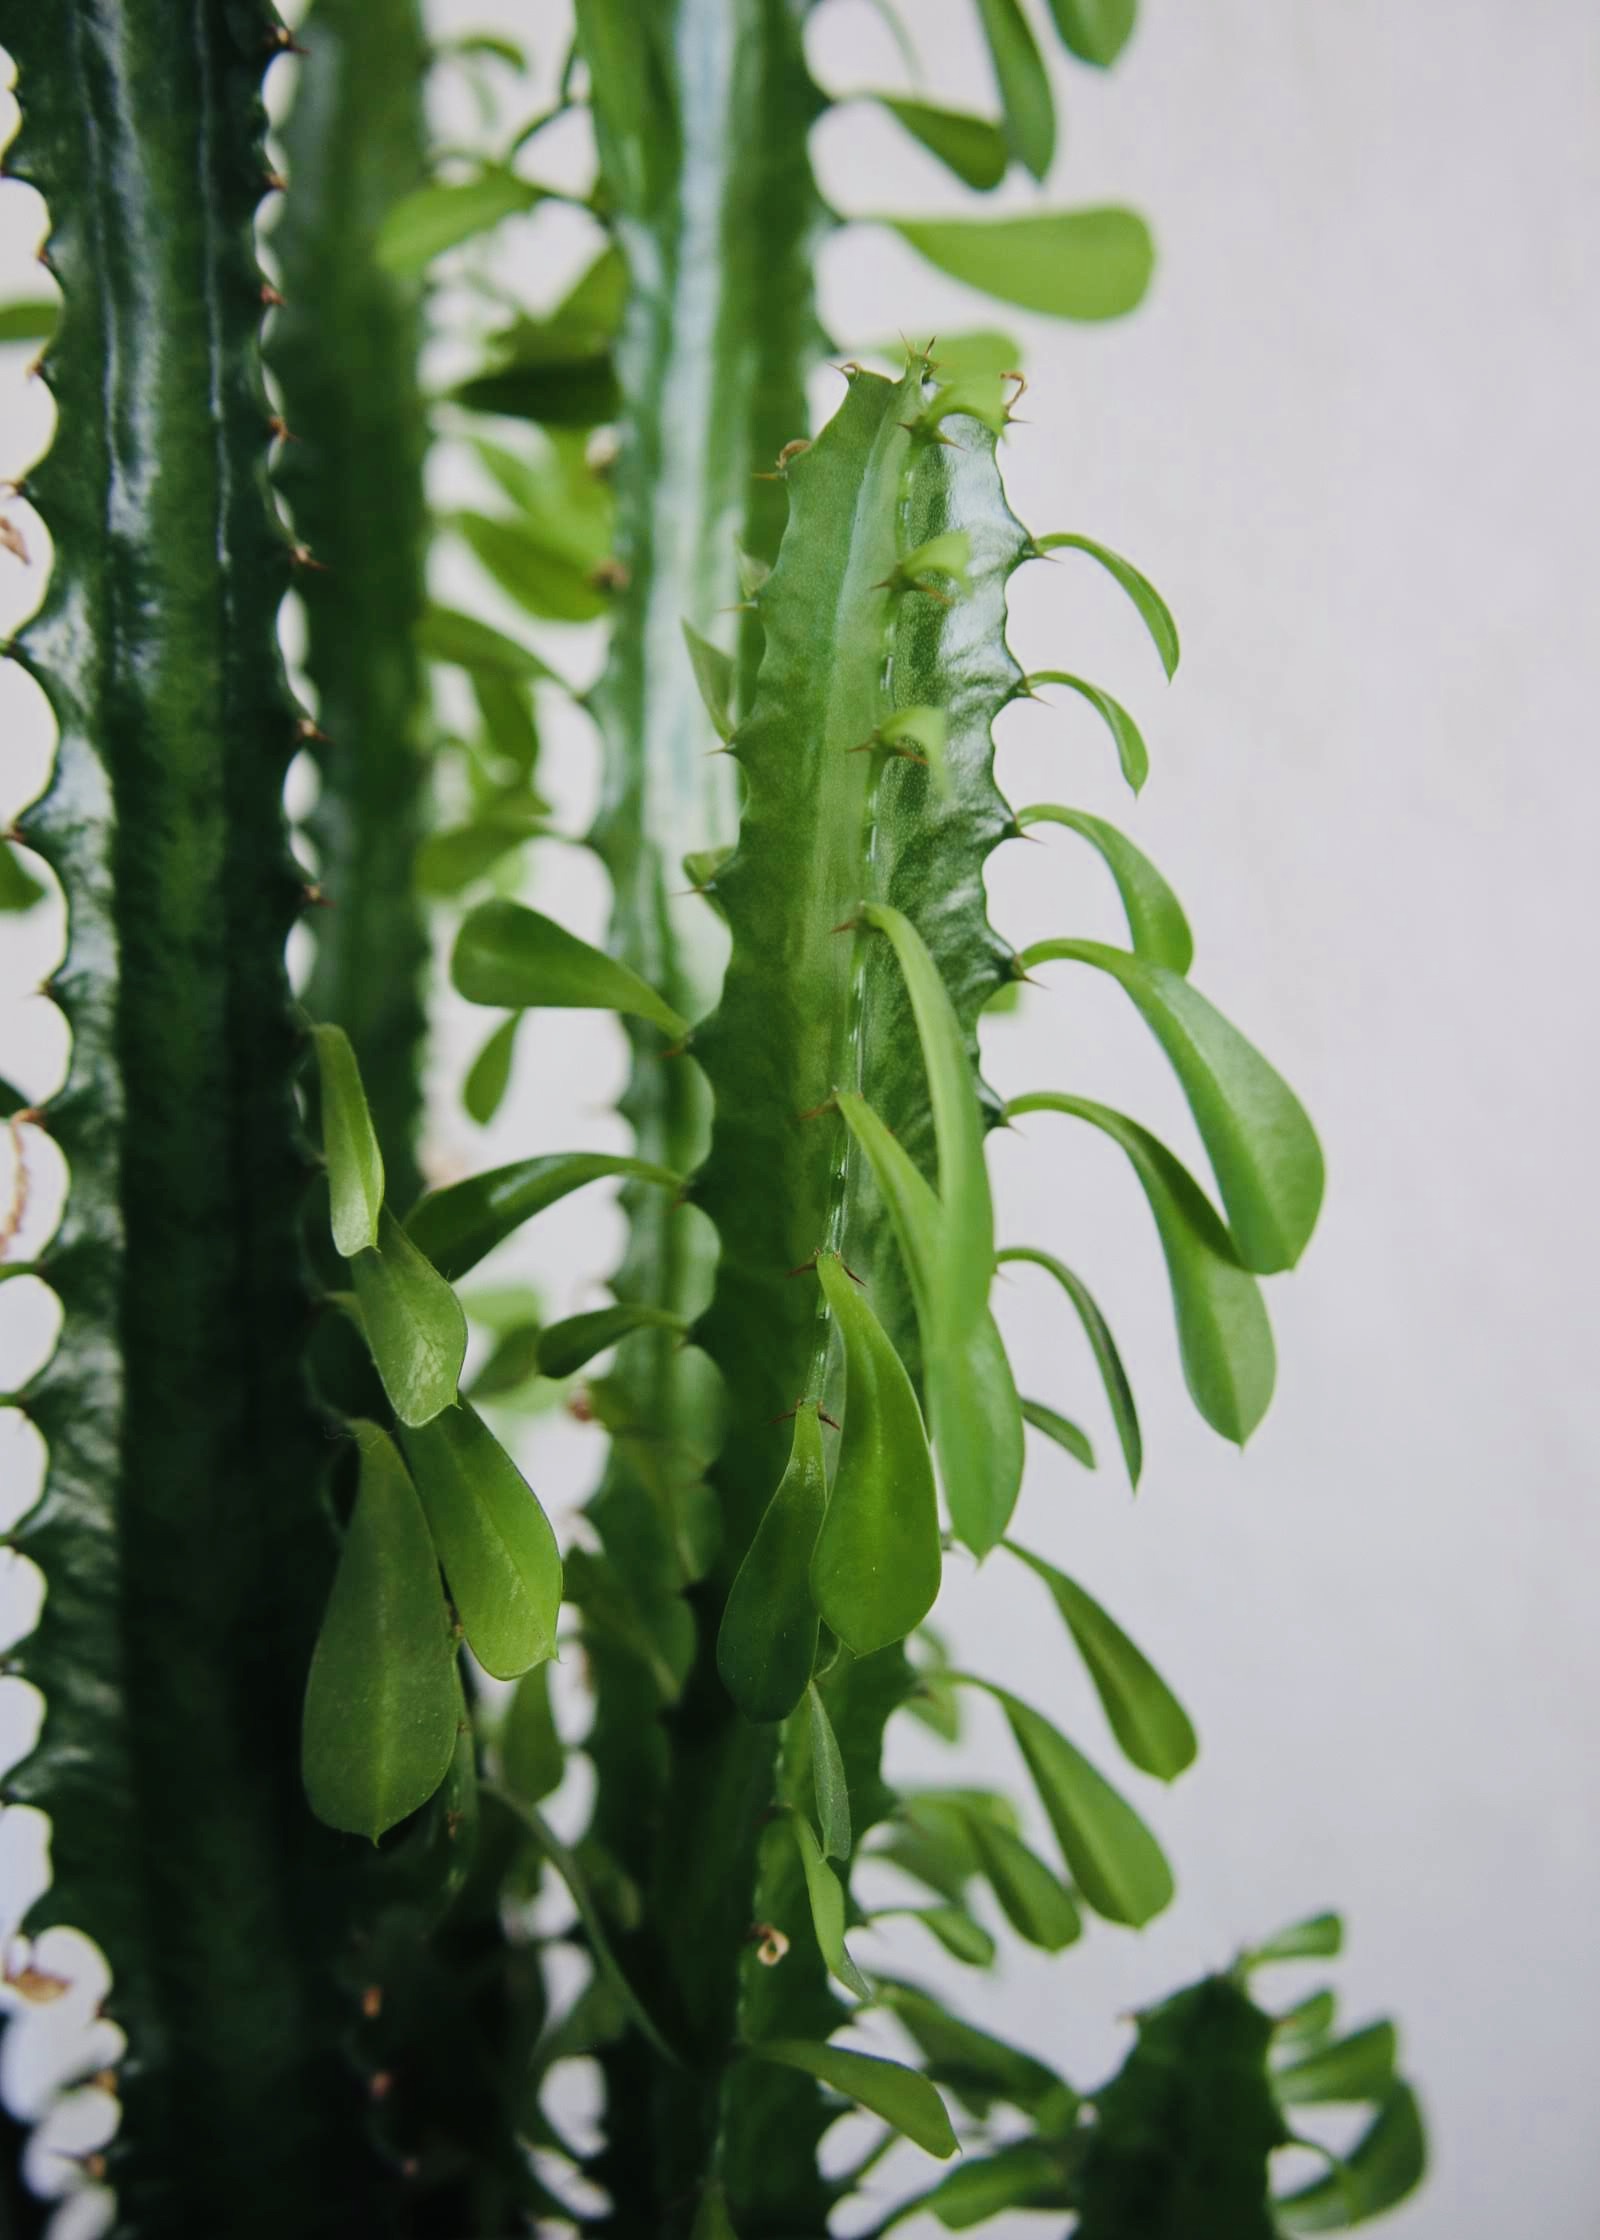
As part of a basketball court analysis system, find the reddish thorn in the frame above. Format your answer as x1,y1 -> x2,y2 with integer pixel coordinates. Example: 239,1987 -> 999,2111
260,284 -> 285,309
829,917 -> 860,935
769,1405 -> 798,1425
817,1409 -> 842,1431
840,1259 -> 865,1286
369,2072 -> 394,2103
294,716 -> 328,742
263,171 -> 288,194
289,541 -> 327,571
267,413 -> 298,443
785,1255 -> 819,1279
301,884 -> 332,910
266,25 -> 309,54
360,1985 -> 383,2020
590,555 -> 629,592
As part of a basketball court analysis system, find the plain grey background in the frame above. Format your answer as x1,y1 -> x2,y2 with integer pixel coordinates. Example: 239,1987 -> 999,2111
1,3 -> 1596,2234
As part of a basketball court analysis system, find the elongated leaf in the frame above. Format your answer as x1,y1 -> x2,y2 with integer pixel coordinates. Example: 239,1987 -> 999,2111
0,298 -> 56,346
1016,940 -> 1324,1271
1275,1990 -> 1338,2048
902,2141 -> 1075,2229
1047,0 -> 1137,66
1005,1543 -> 1196,1778
469,1321 -> 543,1400
1276,2084 -> 1427,2230
416,603 -> 558,683
717,1403 -> 827,1722
808,1681 -> 852,1859
1275,2023 -> 1397,2109
976,1681 -> 1173,1926
893,209 -> 1154,321
883,1904 -> 997,1968
975,0 -> 1055,179
0,844 -> 44,911
351,1208 -> 468,1427
463,1013 -> 520,1126
534,1303 -> 680,1380
998,1244 -> 1142,1483
809,1255 -> 941,1655
786,1810 -> 871,1998
1031,530 -> 1178,676
878,1980 -> 1076,2128
689,2184 -> 740,2240
1248,1911 -> 1344,1965
301,1425 -> 459,1842
966,1812 -> 1082,1951
400,1401 -> 561,1679
1006,1095 -> 1276,1443
897,529 -> 972,594
878,97 -> 1008,191
683,619 -> 735,742
456,509 -> 609,623
452,245 -> 624,423
1022,670 -> 1149,792
750,2040 -> 956,2159
500,1657 -> 563,1804
1015,805 -> 1193,971
377,167 -> 543,274
453,899 -> 688,1038
1020,1397 -> 1096,1467
416,804 -> 543,896
311,1023 -> 384,1258
409,1149 -> 682,1283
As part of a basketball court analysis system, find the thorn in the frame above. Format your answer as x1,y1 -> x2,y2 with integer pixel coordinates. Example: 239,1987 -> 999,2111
369,2071 -> 394,2103
566,1386 -> 596,1423
267,413 -> 298,443
650,1039 -> 691,1061
399,2157 -> 421,2182
294,715 -> 328,743
361,1985 -> 383,2020
0,517 -> 30,566
590,555 -> 629,593
1002,370 -> 1028,406
785,1254 -> 819,1278
262,170 -> 288,194
260,284 -> 285,309
829,916 -> 860,935
817,1409 -> 841,1431
300,883 -> 331,910
89,2069 -> 118,2095
266,24 -> 309,54
289,541 -> 327,572
445,1809 -> 464,1839
769,1404 -> 798,1425
794,1099 -> 837,1122
840,1259 -> 865,1286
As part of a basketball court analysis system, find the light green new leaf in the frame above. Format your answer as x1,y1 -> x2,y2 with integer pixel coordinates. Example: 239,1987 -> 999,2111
1031,530 -> 1178,676
975,0 -> 1055,179
1014,806 -> 1193,972
1022,671 -> 1149,792
409,1150 -> 682,1283
1017,940 -> 1325,1271
751,2040 -> 956,2159
893,209 -> 1154,321
401,1400 -> 561,1679
312,1024 -> 384,1258
966,1812 -> 1082,1951
302,1425 -> 459,1842
902,2141 -> 1074,2229
878,705 -> 951,791
808,1681 -> 852,1859
1275,2022 -> 1398,2108
416,804 -> 543,896
1046,0 -> 1137,67
1004,1542 -> 1197,1778
717,1403 -> 827,1722
453,899 -> 688,1038
0,299 -> 56,346
456,510 -> 609,623
997,1247 -> 1142,1484
535,1303 -> 683,1380
1275,1989 -> 1338,2048
809,1254 -> 942,1655
1248,1911 -> 1345,1965
682,619 -> 735,742
351,1209 -> 468,1427
377,167 -> 543,273
463,1014 -> 520,1126
786,1811 -> 871,1998
878,97 -> 1008,191
500,1658 -> 563,1805
416,603 -> 559,684
1006,1095 -> 1276,1443
1276,2083 -> 1427,2231
1019,1398 -> 1096,1468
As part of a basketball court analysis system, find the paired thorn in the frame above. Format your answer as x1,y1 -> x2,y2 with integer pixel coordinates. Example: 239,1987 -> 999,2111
259,284 -> 285,309
294,715 -> 329,743
289,541 -> 326,572
265,25 -> 309,55
262,170 -> 288,195
267,413 -> 298,444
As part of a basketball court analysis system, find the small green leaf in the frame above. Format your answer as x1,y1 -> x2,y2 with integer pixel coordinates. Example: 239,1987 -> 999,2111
1022,671 -> 1149,792
894,530 -> 972,595
808,1681 -> 852,1860
918,373 -> 1012,438
734,545 -> 770,599
469,1321 -> 543,1400
350,1209 -> 468,1427
472,672 -> 543,777
878,705 -> 950,789
0,843 -> 44,912
500,1657 -> 564,1804
808,1254 -> 942,1656
878,1791 -> 1013,1903
409,1150 -> 682,1283
1015,942 -> 1325,1272
975,0 -> 1056,179
416,604 -> 559,684
892,209 -> 1155,321
535,1303 -> 683,1380
884,1904 -> 997,1969
878,97 -> 1008,191
1014,806 -> 1193,971
1006,1096 -> 1276,1445
400,1400 -> 561,1680
689,2184 -> 740,2240
1004,1542 -> 1197,1778
1276,2083 -> 1427,2231
1020,1397 -> 1096,1468
682,620 -> 735,742
456,510 -> 608,623
1274,2022 -> 1397,2109
0,299 -> 56,347
311,1024 -> 384,1259
377,167 -> 544,274
905,2140 -> 1075,2228
302,1425 -> 459,1842
1248,1911 -> 1344,1965
785,1811 -> 871,1998
750,2040 -> 956,2159
1046,0 -> 1137,67
453,899 -> 689,1038
998,1245 -> 1142,1484
716,1403 -> 827,1722
925,330 -> 1022,377
966,1813 -> 1082,1951
464,1014 -> 520,1126
877,1980 -> 1076,2128
1275,1989 -> 1338,2047
1030,530 -> 1178,676
452,246 -> 625,423
417,803 -> 544,897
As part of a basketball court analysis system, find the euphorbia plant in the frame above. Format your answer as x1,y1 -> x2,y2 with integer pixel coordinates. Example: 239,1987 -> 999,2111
0,3 -> 1425,2236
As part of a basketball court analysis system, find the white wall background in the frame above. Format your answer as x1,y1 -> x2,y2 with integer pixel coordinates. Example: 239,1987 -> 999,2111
1,2 -> 1597,2235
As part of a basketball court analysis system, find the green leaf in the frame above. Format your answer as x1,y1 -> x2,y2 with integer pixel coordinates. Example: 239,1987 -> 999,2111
469,1320 -> 543,1401
808,1680 -> 852,1859
716,1402 -> 827,1722
1014,806 -> 1192,971
1006,1096 -> 1276,1444
376,167 -> 543,273
455,509 -> 609,623
978,1680 -> 1174,1925
301,1425 -> 459,1842
416,603 -> 559,684
883,1904 -> 997,1968
1046,0 -> 1137,67
966,1812 -> 1082,1951
878,97 -> 1008,191
500,1657 -> 564,1804
1275,1989 -> 1338,2047
472,671 -> 543,777
453,898 -> 689,1038
400,1400 -> 561,1679
877,1980 -> 1076,2128
311,1024 -> 384,1259
0,843 -> 44,911
785,1810 -> 871,1998
808,1254 -> 942,1656
893,209 -> 1155,321
1020,1397 -> 1096,1467
974,0 -> 1056,179
689,2184 -> 740,2240
1004,1542 -> 1197,1778
463,1013 -> 520,1126
409,1149 -> 683,1283
1022,671 -> 1149,792
1274,2022 -> 1397,2109
1275,2083 -> 1427,2230
0,298 -> 56,346
350,1208 -> 468,1427
750,2039 -> 956,2159
1030,530 -> 1178,677
682,619 -> 735,742
997,1246 -> 1142,1484
416,806 -> 543,898
878,704 -> 951,788
533,1302 -> 683,1380
878,1790 -> 1015,1903
1248,1911 -> 1344,1965
895,529 -> 972,595
903,2140 -> 1075,2228
1015,942 -> 1325,1272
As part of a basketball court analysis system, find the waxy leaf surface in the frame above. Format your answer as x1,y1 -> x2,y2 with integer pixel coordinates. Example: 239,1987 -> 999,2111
453,898 -> 687,1038
1006,1543 -> 1197,1778
535,1302 -> 683,1380
967,1812 -> 1082,1951
786,1810 -> 871,1998
717,1403 -> 827,1722
879,97 -> 1008,190
1014,805 -> 1193,971
1020,1397 -> 1096,1468
409,1150 -> 681,1283
893,210 -> 1154,320
312,1023 -> 384,1258
351,1207 -> 468,1427
1276,2084 -> 1426,2231
808,1680 -> 852,1859
999,1244 -> 1142,1483
751,2040 -> 956,2159
401,1401 -> 561,1679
